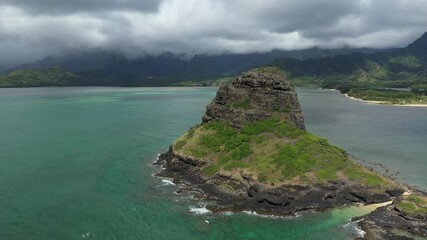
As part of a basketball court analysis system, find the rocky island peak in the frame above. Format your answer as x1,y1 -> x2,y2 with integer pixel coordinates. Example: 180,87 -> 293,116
203,67 -> 305,130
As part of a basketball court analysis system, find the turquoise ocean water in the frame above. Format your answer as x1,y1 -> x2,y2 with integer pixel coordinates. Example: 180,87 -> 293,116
0,87 -> 426,240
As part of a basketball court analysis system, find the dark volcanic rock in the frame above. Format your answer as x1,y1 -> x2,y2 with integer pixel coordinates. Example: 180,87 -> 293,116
355,199 -> 427,240
202,68 -> 305,129
387,189 -> 406,197
156,148 -> 399,217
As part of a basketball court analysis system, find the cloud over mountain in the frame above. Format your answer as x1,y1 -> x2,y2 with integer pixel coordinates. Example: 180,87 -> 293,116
0,0 -> 426,67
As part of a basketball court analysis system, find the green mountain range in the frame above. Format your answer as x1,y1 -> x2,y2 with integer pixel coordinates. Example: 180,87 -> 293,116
0,32 -> 425,88
271,32 -> 427,92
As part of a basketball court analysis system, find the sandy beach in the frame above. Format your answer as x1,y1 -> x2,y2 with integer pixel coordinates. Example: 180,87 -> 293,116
359,200 -> 393,211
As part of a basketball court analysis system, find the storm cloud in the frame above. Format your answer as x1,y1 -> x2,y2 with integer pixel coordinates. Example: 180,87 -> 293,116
0,0 -> 426,67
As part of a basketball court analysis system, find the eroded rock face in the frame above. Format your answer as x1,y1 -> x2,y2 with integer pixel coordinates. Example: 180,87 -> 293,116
202,68 -> 305,130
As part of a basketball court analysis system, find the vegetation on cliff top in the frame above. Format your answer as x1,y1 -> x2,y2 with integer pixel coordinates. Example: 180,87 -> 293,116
173,117 -> 390,187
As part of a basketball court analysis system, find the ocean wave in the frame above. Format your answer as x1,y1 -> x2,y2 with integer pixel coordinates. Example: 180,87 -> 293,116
148,152 -> 164,168
343,219 -> 365,238
242,210 -> 298,219
220,211 -> 234,216
161,179 -> 176,186
81,232 -> 91,238
189,206 -> 211,215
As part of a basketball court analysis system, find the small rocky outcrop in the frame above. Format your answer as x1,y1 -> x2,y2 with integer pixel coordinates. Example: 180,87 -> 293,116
202,67 -> 305,130
355,192 -> 427,240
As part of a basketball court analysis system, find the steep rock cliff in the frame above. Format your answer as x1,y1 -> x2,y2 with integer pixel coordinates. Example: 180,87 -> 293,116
202,67 -> 305,130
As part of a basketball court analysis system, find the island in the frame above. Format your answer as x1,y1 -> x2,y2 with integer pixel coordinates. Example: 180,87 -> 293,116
155,67 -> 426,239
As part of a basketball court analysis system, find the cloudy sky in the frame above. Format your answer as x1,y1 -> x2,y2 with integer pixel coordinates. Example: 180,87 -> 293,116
0,0 -> 426,67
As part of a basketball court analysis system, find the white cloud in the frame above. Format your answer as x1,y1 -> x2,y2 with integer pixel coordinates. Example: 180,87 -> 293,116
0,0 -> 426,67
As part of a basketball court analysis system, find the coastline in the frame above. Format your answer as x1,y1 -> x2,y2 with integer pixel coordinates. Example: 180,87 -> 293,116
155,148 -> 427,239
343,93 -> 427,107
155,147 -> 406,216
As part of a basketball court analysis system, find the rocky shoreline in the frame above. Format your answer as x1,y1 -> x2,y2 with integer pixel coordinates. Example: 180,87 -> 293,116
155,147 -> 427,239
155,147 -> 403,215
355,194 -> 427,240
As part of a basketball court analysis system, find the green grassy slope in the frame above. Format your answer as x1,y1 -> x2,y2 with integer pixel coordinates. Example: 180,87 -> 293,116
173,117 -> 391,187
396,194 -> 427,217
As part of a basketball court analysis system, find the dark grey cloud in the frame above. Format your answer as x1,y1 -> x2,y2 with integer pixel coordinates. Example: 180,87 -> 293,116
0,0 -> 426,68
0,0 -> 160,14
249,0 -> 361,33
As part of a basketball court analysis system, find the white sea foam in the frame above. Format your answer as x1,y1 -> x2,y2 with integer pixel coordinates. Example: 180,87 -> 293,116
242,210 -> 259,216
221,211 -> 234,216
189,206 -> 211,215
161,179 -> 175,186
81,232 -> 91,238
355,226 -> 366,238
242,210 -> 297,219
343,219 -> 365,238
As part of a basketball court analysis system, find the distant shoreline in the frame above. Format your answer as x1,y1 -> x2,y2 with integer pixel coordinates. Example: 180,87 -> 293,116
343,93 -> 427,108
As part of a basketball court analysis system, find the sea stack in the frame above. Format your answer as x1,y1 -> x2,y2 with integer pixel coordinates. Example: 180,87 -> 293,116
155,67 -> 426,239
202,67 -> 305,130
